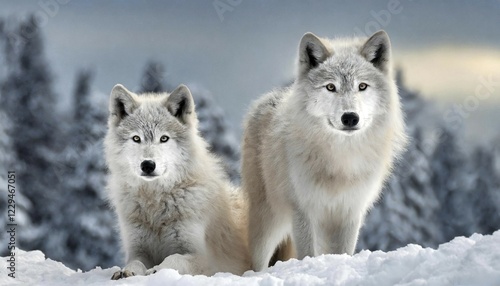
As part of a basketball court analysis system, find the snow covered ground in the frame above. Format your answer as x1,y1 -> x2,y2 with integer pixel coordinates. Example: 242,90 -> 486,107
2,231 -> 500,286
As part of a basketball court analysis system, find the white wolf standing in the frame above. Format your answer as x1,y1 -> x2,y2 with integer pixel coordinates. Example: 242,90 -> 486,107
104,84 -> 250,279
242,30 -> 407,271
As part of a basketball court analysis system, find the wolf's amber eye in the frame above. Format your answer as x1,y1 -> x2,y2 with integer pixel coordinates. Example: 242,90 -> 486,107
359,83 -> 368,91
160,135 -> 169,143
132,136 -> 141,143
326,83 -> 336,92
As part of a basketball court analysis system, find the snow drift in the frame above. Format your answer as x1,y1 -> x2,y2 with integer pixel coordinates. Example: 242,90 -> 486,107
2,231 -> 500,286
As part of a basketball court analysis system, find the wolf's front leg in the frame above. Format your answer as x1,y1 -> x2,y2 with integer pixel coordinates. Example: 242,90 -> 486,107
111,259 -> 148,280
317,217 -> 362,255
145,253 -> 211,276
292,208 -> 316,260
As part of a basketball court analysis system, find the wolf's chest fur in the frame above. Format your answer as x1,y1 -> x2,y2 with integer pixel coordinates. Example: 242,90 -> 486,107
123,185 -> 199,262
126,186 -> 192,235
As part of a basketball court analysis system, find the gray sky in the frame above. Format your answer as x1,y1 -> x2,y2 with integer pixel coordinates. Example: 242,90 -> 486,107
2,0 -> 499,141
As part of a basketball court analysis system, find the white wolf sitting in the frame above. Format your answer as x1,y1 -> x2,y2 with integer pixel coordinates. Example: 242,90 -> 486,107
242,30 -> 407,271
104,84 -> 250,279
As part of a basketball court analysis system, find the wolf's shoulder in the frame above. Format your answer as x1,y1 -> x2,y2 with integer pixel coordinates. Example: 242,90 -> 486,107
245,86 -> 291,122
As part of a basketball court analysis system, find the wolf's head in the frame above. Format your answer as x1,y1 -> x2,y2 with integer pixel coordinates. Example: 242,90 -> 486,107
295,30 -> 395,135
105,84 -> 199,184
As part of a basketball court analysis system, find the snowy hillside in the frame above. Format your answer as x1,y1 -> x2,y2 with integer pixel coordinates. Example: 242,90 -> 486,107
2,231 -> 500,285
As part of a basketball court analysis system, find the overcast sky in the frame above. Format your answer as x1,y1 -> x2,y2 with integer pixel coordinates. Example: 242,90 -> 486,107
2,0 -> 499,141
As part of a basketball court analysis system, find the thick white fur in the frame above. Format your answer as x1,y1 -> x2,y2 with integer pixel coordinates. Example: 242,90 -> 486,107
104,84 -> 250,278
242,31 -> 407,271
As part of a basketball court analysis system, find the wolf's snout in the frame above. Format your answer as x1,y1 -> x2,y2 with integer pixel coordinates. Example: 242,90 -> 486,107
341,112 -> 359,127
141,160 -> 156,175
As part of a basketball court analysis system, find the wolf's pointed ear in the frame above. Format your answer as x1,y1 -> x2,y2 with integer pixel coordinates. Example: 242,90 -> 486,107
360,30 -> 392,74
165,84 -> 195,126
299,32 -> 330,76
109,84 -> 139,124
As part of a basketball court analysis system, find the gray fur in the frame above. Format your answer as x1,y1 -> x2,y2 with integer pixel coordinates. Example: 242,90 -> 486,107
242,30 -> 407,271
104,84 -> 250,278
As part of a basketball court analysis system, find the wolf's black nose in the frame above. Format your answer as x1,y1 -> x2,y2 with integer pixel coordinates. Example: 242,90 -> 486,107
341,112 -> 359,127
141,160 -> 156,174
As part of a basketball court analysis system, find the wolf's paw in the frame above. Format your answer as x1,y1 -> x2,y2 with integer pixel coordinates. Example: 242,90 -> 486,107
111,269 -> 135,280
145,268 -> 157,276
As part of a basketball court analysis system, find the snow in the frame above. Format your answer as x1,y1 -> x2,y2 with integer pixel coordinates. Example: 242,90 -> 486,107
2,231 -> 500,286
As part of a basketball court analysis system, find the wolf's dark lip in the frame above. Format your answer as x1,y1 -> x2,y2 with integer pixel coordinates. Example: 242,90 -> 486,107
341,128 -> 359,132
140,173 -> 158,178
